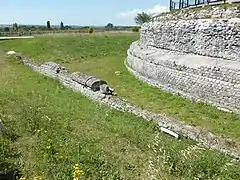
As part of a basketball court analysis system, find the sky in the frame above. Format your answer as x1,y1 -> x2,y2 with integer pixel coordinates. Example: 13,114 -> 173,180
0,0 -> 169,26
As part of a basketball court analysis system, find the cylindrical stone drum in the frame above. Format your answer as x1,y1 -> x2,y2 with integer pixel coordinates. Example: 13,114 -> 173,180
70,72 -> 107,91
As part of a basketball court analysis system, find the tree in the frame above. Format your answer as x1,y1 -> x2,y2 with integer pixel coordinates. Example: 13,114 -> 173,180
88,27 -> 93,34
60,22 -> 64,30
105,23 -> 113,30
47,21 -> 51,29
4,27 -> 10,32
132,26 -> 140,32
30,26 -> 36,30
134,12 -> 152,25
64,25 -> 72,30
12,23 -> 18,31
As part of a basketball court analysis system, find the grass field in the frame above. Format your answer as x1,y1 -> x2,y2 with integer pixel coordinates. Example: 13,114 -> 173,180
1,34 -> 240,140
0,34 -> 240,179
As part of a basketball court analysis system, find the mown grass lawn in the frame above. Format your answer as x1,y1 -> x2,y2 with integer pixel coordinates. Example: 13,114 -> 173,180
0,35 -> 240,179
1,34 -> 240,140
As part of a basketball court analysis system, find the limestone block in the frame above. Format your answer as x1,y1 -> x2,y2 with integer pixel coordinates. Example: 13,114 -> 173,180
70,72 -> 107,92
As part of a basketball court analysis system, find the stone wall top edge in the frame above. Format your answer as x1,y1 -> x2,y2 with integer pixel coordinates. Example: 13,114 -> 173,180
128,42 -> 240,71
152,5 -> 240,22
142,17 -> 240,27
128,51 -> 240,75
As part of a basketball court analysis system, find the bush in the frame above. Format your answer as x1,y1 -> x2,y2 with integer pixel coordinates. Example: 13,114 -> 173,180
132,26 -> 140,32
88,27 -> 94,34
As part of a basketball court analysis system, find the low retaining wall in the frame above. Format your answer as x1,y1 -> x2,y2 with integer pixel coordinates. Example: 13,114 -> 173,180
127,41 -> 240,114
14,55 -> 240,160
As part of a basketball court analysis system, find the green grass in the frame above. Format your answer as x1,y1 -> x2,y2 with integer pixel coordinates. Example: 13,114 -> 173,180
1,35 -> 240,140
0,35 -> 240,179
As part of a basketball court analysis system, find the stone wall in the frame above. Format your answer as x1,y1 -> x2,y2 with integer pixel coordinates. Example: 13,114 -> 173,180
140,18 -> 240,61
125,4 -> 240,115
127,41 -> 240,114
154,5 -> 240,21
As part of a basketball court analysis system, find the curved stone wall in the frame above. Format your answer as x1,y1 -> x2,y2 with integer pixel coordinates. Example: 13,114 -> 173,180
127,41 -> 240,114
126,5 -> 240,113
140,18 -> 240,61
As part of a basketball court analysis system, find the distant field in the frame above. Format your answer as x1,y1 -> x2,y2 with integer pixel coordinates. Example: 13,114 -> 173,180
0,31 -> 136,40
0,34 -> 240,179
0,29 -> 134,37
35,31 -> 137,37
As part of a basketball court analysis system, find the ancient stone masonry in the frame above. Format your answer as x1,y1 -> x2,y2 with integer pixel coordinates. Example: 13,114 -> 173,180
39,62 -> 114,95
140,18 -> 240,61
126,5 -> 240,115
154,6 -> 240,21
16,56 -> 240,160
70,72 -> 110,93
127,41 -> 240,114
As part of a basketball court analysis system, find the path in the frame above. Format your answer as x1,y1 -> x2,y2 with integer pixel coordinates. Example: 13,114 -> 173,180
0,36 -> 34,40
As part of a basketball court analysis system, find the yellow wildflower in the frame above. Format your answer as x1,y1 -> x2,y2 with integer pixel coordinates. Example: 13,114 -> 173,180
34,176 -> 41,180
73,164 -> 84,180
19,176 -> 26,180
46,145 -> 51,150
36,129 -> 41,134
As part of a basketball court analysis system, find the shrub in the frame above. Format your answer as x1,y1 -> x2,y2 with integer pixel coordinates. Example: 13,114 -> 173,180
134,12 -> 152,25
88,27 -> 94,34
132,26 -> 140,32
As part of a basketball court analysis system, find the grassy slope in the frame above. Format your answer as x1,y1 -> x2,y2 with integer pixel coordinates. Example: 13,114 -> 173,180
0,54 -> 238,180
1,35 -> 240,140
1,51 -> 160,179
